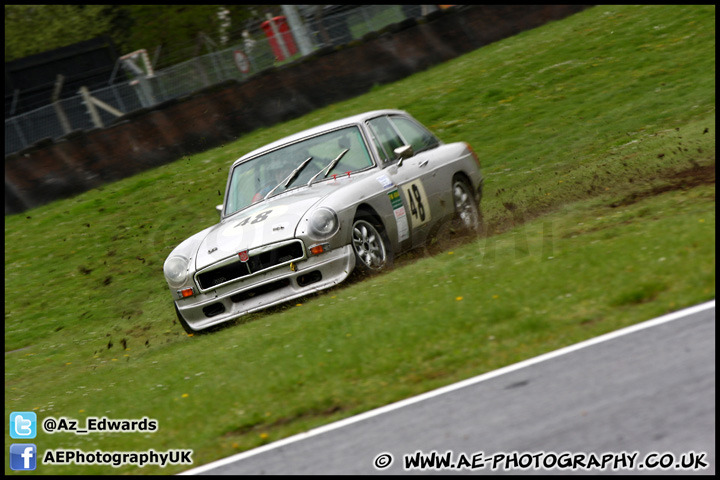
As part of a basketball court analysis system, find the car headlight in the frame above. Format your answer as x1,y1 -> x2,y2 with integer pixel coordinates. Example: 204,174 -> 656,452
308,207 -> 339,240
164,256 -> 189,288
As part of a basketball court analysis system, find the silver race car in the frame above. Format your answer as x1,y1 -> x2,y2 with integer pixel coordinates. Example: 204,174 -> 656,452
163,110 -> 483,332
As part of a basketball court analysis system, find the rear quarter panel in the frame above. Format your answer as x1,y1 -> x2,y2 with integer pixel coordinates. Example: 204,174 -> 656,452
424,141 -> 483,222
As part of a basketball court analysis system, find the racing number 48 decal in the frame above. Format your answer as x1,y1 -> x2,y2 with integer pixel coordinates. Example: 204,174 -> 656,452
402,180 -> 431,229
234,209 -> 273,227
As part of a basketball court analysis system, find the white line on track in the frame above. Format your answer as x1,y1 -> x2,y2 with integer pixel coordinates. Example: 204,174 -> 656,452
180,300 -> 715,475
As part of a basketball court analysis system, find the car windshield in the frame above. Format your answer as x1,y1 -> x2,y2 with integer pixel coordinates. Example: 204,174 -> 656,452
224,126 -> 374,216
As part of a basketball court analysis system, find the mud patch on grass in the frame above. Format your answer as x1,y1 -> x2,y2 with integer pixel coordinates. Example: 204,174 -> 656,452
379,162 -> 715,271
610,163 -> 715,208
223,404 -> 346,437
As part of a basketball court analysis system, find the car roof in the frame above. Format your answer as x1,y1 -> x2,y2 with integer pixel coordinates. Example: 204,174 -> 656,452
232,109 -> 408,166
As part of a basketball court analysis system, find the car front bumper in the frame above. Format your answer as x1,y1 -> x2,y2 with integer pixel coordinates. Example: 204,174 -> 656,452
176,244 -> 356,331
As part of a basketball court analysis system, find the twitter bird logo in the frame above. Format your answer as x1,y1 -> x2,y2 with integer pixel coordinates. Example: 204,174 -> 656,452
10,412 -> 37,439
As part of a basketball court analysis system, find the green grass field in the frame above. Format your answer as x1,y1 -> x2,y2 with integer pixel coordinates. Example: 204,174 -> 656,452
4,5 -> 715,475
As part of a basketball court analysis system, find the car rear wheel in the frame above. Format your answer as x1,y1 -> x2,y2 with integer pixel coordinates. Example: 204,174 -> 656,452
351,215 -> 393,273
452,177 -> 480,233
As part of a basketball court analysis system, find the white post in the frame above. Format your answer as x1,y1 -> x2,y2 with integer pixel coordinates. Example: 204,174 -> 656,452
89,95 -> 124,118
120,49 -> 157,107
52,75 -> 72,135
282,5 -> 314,56
11,117 -> 29,150
79,86 -> 103,128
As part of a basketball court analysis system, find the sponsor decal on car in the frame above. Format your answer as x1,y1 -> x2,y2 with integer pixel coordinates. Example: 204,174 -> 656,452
388,188 -> 409,242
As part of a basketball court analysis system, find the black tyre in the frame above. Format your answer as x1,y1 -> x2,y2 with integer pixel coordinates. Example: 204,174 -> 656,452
451,177 -> 481,234
351,214 -> 394,273
174,303 -> 198,335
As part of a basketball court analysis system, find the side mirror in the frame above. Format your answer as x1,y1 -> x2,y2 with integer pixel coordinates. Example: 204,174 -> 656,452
394,145 -> 414,167
216,204 -> 223,218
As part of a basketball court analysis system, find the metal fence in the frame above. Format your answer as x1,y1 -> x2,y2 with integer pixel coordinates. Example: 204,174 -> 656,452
5,5 -> 436,157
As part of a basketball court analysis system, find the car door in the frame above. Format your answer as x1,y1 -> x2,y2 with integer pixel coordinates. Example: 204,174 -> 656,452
366,114 -> 442,248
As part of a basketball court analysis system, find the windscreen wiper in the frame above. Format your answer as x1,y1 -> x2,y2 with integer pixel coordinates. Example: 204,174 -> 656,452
264,156 -> 313,199
307,149 -> 349,186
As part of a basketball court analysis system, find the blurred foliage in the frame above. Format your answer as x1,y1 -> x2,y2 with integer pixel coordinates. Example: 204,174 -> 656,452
5,5 -> 115,60
5,4 -> 277,65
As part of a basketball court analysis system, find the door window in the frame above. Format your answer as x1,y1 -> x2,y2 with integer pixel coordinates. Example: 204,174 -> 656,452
367,116 -> 404,163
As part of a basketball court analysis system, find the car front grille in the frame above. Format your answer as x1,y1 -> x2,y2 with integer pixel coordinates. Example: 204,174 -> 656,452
196,240 -> 305,290
197,261 -> 251,289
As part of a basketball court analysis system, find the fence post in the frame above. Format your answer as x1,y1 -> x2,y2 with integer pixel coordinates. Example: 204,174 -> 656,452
111,84 -> 127,113
79,86 -> 104,128
52,75 -> 72,135
282,5 -> 314,56
10,89 -> 20,116
80,86 -> 126,127
120,49 -> 157,107
194,57 -> 211,87
11,117 -> 29,151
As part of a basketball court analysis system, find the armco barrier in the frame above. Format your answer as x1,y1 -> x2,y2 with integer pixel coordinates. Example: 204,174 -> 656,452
5,5 -> 590,215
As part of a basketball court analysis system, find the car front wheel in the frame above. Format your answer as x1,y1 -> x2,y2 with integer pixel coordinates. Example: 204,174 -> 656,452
174,303 -> 198,335
351,215 -> 393,273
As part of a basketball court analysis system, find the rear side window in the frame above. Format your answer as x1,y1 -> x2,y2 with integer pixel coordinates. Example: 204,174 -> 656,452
367,115 -> 440,163
389,116 -> 439,154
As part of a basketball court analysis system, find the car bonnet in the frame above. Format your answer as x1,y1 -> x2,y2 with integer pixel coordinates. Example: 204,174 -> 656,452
194,188 -> 327,270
